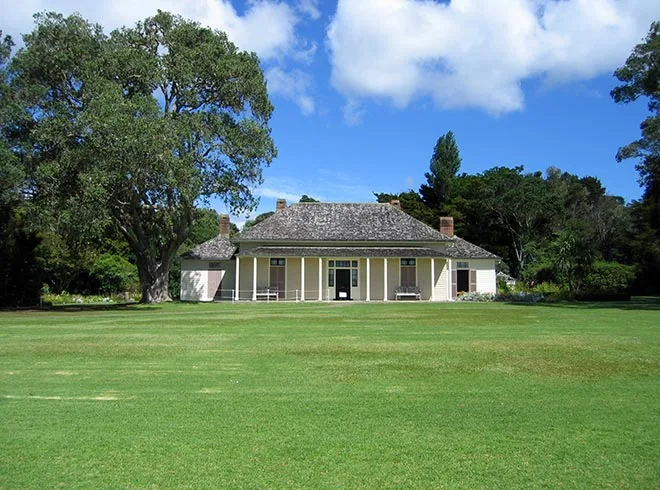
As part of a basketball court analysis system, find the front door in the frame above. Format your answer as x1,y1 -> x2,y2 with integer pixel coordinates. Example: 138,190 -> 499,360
457,269 -> 469,293
270,260 -> 286,299
335,269 -> 351,300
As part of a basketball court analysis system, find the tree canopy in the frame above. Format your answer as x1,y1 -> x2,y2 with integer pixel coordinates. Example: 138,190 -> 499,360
611,20 -> 660,293
4,11 -> 276,303
419,131 -> 461,216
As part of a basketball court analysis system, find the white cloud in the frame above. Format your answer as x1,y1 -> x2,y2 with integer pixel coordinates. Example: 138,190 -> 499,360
4,0 -> 298,60
254,186 -> 302,202
327,0 -> 660,116
297,0 -> 321,20
342,99 -> 365,126
266,67 -> 315,115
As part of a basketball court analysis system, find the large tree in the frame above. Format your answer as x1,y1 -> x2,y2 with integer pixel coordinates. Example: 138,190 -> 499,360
611,20 -> 660,292
7,11 -> 276,302
611,21 -> 660,200
419,131 -> 461,214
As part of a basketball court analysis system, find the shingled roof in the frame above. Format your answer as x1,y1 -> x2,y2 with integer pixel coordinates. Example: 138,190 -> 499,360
180,235 -> 237,261
237,202 -> 452,242
445,237 -> 500,259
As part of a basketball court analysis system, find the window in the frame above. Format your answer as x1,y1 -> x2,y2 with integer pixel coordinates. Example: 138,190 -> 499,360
328,259 -> 359,288
456,261 -> 469,269
400,258 -> 416,287
270,258 -> 286,266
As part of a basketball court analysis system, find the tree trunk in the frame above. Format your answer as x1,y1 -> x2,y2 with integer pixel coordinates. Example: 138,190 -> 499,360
137,258 -> 171,304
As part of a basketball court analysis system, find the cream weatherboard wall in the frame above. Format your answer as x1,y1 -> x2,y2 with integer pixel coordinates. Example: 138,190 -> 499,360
450,259 -> 497,295
180,260 -> 234,301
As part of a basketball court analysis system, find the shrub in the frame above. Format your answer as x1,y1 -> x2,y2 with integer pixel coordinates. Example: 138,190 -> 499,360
91,253 -> 139,294
579,261 -> 634,301
494,291 -> 544,303
456,292 -> 494,302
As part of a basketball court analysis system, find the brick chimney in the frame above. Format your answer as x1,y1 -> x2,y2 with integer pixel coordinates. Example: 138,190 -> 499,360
219,214 -> 231,237
390,199 -> 401,209
439,216 -> 454,237
276,198 -> 287,212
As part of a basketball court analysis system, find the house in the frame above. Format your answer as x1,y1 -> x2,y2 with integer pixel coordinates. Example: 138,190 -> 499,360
180,199 -> 499,302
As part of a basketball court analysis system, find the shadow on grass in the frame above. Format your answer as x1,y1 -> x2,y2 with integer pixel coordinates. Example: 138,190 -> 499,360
506,296 -> 660,311
43,303 -> 162,313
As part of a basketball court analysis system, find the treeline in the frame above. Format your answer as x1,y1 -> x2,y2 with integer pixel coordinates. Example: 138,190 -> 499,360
375,132 -> 658,297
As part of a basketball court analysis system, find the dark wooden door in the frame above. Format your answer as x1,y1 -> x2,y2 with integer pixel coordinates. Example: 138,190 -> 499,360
270,266 -> 285,299
335,269 -> 351,300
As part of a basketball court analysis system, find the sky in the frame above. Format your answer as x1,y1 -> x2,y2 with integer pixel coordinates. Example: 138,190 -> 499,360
2,0 -> 659,228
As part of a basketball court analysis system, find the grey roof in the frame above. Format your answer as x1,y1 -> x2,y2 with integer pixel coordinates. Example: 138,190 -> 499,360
445,237 -> 500,259
238,246 -> 443,258
239,241 -> 498,260
237,202 -> 452,242
181,235 -> 237,261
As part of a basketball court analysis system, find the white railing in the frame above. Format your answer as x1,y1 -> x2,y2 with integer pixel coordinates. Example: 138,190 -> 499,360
211,288 -> 334,303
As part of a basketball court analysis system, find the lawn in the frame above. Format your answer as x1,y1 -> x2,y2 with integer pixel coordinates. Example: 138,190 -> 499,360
1,301 -> 659,489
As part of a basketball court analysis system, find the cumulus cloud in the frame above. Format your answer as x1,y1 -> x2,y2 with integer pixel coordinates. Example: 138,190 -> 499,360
297,0 -> 321,20
4,0 -> 298,60
266,67 -> 315,115
327,0 -> 660,118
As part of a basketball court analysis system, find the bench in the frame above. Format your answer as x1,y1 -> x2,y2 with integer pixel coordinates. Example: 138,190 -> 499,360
255,287 -> 279,301
395,286 -> 421,300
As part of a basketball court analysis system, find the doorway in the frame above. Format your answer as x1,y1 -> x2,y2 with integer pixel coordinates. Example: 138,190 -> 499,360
457,269 -> 469,293
335,269 -> 351,300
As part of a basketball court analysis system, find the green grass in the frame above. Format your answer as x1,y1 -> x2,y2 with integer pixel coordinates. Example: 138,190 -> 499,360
1,301 -> 659,489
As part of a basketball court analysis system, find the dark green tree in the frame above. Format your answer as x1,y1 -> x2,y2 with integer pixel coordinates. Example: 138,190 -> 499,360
611,20 -> 660,200
242,211 -> 275,230
8,11 -> 276,303
611,20 -> 660,293
299,195 -> 319,202
419,131 -> 461,213
374,190 -> 435,226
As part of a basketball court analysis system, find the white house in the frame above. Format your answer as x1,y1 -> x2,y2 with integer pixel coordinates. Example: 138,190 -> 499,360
180,199 -> 498,302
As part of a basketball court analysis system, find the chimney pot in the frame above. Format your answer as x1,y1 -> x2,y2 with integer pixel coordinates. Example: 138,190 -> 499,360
439,216 -> 454,237
219,214 -> 231,237
276,199 -> 287,212
390,199 -> 401,209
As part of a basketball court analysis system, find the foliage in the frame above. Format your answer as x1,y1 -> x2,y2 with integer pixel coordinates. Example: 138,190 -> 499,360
299,195 -> 319,202
581,261 -> 635,298
41,290 -> 140,305
494,291 -> 544,303
611,21 -> 660,194
611,21 -> 660,293
91,253 -> 139,294
374,190 -> 435,226
6,11 -> 276,303
419,131 -> 461,213
551,232 -> 594,295
242,211 -> 275,230
455,291 -> 494,302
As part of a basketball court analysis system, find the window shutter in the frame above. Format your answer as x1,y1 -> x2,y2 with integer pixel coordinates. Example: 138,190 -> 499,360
469,269 -> 477,292
451,270 -> 457,299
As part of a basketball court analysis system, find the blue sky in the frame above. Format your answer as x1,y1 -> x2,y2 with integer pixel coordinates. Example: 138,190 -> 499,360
2,0 -> 658,227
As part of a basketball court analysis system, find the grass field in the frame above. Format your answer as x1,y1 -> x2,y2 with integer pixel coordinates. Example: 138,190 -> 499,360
1,301 -> 659,489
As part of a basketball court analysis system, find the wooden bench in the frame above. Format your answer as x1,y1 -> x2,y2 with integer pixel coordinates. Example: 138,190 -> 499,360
255,287 -> 279,301
394,286 -> 421,300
